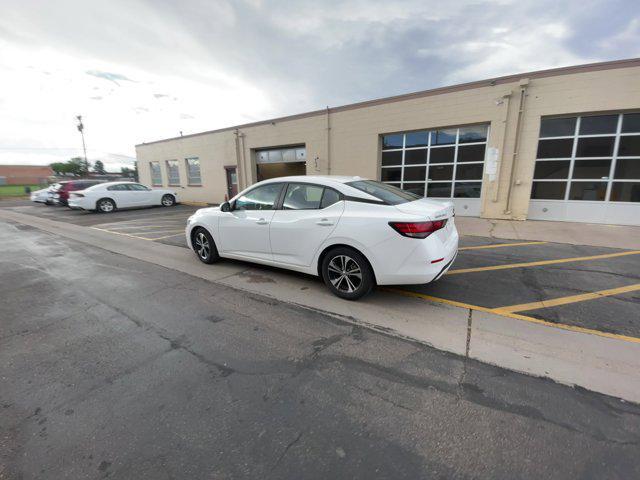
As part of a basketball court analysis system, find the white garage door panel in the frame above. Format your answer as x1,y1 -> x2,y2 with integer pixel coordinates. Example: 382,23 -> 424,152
528,200 -> 640,226
452,198 -> 482,217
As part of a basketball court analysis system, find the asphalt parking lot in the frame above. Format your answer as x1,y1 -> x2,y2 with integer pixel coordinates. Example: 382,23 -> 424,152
4,220 -> 640,479
5,202 -> 200,248
8,202 -> 640,341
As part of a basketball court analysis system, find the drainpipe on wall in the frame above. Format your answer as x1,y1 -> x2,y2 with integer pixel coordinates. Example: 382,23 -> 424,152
492,90 -> 513,203
326,106 -> 332,174
234,129 -> 245,190
503,78 -> 529,215
239,131 -> 249,188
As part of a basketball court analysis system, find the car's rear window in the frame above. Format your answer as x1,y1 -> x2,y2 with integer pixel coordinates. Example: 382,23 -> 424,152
346,180 -> 421,205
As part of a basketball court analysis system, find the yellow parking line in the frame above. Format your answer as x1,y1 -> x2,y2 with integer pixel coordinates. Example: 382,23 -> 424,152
106,224 -> 184,230
383,287 -> 640,344
458,241 -> 547,251
90,226 -> 152,241
493,284 -> 640,314
446,250 -> 640,275
150,232 -> 186,241
91,226 -> 184,242
128,229 -> 184,237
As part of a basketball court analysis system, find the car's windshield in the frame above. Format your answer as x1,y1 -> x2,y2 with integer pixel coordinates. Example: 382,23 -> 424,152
346,180 -> 421,205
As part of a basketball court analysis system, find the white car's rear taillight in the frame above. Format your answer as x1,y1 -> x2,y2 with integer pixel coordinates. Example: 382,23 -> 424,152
388,220 -> 447,239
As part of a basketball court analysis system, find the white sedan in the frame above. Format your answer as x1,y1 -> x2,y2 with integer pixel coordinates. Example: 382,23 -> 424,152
186,176 -> 458,300
30,186 -> 53,204
68,181 -> 178,213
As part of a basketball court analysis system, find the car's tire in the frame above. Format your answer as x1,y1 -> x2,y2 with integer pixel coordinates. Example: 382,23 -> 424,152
161,194 -> 176,207
96,198 -> 116,213
321,247 -> 375,300
192,227 -> 220,264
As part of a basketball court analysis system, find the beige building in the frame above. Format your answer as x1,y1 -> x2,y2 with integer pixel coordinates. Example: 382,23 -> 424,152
136,58 -> 640,225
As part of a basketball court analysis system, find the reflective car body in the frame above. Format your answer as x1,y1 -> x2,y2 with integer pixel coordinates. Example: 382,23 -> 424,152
186,176 -> 458,289
68,181 -> 178,212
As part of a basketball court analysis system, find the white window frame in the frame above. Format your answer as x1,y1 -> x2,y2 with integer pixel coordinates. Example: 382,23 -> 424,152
185,157 -> 201,185
532,112 -> 640,203
150,161 -> 162,186
379,124 -> 489,199
165,159 -> 180,186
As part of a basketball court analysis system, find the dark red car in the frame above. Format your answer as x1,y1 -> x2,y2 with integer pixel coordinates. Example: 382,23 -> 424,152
49,180 -> 103,206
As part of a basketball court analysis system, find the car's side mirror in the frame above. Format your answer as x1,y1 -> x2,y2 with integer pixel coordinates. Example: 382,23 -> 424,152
220,201 -> 231,212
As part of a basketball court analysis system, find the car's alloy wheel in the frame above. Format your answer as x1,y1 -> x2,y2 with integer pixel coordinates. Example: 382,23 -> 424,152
327,255 -> 363,294
161,194 -> 175,207
322,247 -> 374,300
194,232 -> 210,260
98,199 -> 115,213
192,228 -> 220,264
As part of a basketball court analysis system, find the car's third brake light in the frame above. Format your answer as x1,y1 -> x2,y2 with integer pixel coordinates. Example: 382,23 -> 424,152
389,220 -> 447,239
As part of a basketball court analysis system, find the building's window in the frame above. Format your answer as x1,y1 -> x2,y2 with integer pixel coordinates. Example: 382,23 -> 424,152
166,160 -> 180,185
150,161 -> 162,186
531,112 -> 640,202
185,157 -> 201,185
380,124 -> 489,199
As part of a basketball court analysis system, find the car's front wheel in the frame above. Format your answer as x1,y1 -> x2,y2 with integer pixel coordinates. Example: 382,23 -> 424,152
161,194 -> 176,207
192,227 -> 220,264
321,247 -> 375,300
96,198 -> 116,213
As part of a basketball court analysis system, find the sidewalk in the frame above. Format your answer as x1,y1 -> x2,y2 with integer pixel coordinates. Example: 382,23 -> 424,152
456,217 -> 640,250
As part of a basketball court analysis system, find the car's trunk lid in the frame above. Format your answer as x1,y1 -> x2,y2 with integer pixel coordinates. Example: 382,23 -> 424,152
393,198 -> 454,220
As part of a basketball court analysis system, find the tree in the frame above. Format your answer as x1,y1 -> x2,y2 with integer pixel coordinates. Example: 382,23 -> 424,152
50,162 -> 68,176
93,160 -> 106,175
67,157 -> 89,176
49,157 -> 88,177
121,164 -> 138,181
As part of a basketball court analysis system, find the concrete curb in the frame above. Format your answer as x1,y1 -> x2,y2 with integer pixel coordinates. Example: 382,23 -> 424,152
3,209 -> 640,404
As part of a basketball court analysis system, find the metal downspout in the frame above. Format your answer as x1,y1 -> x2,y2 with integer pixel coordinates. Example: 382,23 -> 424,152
326,106 -> 331,174
234,129 -> 244,191
504,79 -> 529,215
492,91 -> 512,203
239,131 -> 248,188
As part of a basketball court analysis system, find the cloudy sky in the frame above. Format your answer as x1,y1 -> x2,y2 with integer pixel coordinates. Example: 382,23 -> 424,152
0,0 -> 638,171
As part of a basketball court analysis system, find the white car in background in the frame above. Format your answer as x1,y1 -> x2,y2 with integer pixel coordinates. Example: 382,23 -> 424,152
30,186 -> 53,204
186,176 -> 458,300
68,181 -> 178,213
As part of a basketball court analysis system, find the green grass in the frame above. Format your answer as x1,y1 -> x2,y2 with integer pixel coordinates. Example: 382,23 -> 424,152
0,185 -> 42,197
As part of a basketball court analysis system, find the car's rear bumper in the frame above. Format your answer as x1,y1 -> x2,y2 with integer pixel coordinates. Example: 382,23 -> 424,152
372,222 -> 459,285
68,198 -> 90,210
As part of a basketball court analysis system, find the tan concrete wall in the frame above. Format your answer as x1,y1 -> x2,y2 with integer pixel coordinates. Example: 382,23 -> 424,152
137,130 -> 237,203
136,64 -> 640,216
509,66 -> 640,219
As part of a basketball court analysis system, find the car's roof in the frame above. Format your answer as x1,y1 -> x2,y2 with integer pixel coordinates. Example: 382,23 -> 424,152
95,181 -> 135,187
58,179 -> 103,184
258,175 -> 367,186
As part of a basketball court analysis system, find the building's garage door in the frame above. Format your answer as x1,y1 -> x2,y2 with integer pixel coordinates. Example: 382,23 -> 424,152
380,124 -> 489,216
255,146 -> 306,181
528,113 -> 640,226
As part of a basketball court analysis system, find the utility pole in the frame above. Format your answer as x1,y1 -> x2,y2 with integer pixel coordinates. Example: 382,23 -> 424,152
76,115 -> 89,176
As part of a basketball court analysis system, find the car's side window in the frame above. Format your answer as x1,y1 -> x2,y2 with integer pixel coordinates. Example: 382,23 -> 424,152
320,188 -> 342,209
282,183 -> 325,210
234,183 -> 283,211
129,184 -> 148,191
107,184 -> 128,191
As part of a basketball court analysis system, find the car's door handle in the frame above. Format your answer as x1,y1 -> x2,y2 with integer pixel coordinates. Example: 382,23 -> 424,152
316,219 -> 334,226
256,218 -> 269,225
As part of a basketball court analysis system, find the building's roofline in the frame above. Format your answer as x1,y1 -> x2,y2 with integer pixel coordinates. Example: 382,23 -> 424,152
0,164 -> 53,168
136,57 -> 640,148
